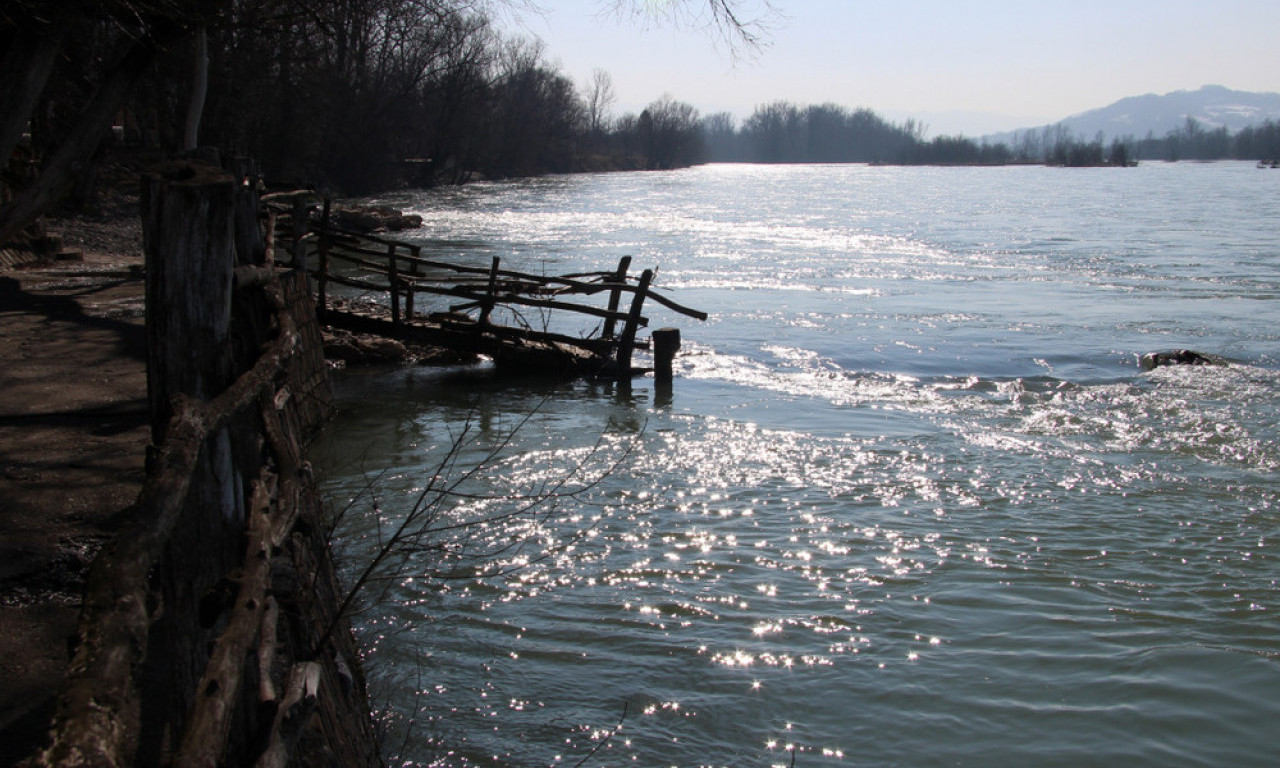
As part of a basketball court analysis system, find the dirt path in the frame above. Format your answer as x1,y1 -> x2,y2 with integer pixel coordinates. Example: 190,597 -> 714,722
0,217 -> 149,763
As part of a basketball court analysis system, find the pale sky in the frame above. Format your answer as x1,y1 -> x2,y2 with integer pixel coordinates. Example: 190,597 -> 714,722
513,0 -> 1280,136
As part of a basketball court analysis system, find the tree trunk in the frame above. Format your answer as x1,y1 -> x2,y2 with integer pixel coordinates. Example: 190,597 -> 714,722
0,36 -> 156,245
183,27 -> 209,152
0,27 -> 66,184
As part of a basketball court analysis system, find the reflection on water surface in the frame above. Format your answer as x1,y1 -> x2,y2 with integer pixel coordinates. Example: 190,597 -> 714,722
314,163 -> 1280,767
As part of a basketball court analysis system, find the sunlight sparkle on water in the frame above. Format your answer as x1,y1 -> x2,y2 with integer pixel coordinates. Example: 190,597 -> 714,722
325,164 -> 1280,767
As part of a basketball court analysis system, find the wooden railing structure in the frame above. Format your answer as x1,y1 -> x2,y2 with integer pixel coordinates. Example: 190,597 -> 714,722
37,163 -> 377,768
270,197 -> 707,378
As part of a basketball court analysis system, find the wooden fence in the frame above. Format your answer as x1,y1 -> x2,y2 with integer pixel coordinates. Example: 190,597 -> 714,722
37,163 -> 376,768
268,196 -> 706,377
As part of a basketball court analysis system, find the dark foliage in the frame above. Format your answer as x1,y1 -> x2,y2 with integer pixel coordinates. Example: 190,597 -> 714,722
1,0 -> 707,241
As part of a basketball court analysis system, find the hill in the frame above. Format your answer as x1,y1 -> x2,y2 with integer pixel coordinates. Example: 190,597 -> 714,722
986,85 -> 1280,143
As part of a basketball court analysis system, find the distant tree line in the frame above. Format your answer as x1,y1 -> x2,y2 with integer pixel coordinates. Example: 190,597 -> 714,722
0,0 -> 711,242
701,102 -> 1280,167
175,2 -> 705,188
702,102 -> 921,163
6,1 -> 1280,246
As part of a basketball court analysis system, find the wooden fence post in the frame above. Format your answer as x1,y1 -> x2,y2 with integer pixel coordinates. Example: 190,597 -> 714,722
316,199 -> 331,316
602,255 -> 632,339
479,256 -> 500,325
405,245 -> 421,320
387,243 -> 400,325
615,268 -> 652,378
652,327 -> 681,383
142,161 -> 237,442
230,158 -> 264,266
291,196 -> 308,275
139,162 -> 246,765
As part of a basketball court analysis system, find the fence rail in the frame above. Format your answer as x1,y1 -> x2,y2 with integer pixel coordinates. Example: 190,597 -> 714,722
269,196 -> 706,378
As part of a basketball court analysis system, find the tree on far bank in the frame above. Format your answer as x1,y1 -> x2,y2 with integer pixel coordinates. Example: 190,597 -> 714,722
584,69 -> 617,139
637,95 -> 704,169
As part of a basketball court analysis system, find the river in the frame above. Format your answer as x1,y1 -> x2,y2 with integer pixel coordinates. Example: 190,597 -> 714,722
310,162 -> 1280,767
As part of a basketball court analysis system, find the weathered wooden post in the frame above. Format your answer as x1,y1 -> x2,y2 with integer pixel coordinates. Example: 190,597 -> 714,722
405,244 -> 419,320
479,256 -> 501,325
229,158 -> 264,266
316,198 -> 331,316
291,196 -> 309,274
387,243 -> 400,325
140,160 -> 246,761
142,161 -> 237,442
652,327 -> 681,383
602,255 -> 632,339
615,268 -> 653,378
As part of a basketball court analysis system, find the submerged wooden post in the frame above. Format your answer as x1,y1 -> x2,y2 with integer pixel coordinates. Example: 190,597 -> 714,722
602,255 -> 632,339
615,268 -> 653,378
652,327 -> 681,383
479,256 -> 500,325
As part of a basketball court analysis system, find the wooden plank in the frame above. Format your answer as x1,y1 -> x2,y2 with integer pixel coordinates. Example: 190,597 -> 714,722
479,256 -> 500,325
602,256 -> 631,339
615,269 -> 653,377
388,242 -> 400,325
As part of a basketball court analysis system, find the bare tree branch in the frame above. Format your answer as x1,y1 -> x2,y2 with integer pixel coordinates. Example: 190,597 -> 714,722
602,0 -> 780,56
314,399 -> 639,655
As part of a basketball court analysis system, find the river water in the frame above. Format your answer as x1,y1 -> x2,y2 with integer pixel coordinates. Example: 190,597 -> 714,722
310,162 -> 1280,767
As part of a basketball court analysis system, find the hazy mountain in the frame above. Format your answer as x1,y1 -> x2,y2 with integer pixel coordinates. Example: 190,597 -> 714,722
985,85 -> 1280,144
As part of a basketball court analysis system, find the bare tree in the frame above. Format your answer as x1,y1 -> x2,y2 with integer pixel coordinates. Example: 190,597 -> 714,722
182,26 -> 209,152
0,25 -> 174,244
639,94 -> 702,168
584,68 -> 617,137
0,2 -> 202,243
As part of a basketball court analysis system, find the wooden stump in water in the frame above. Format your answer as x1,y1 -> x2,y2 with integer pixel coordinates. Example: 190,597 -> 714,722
652,327 -> 681,383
